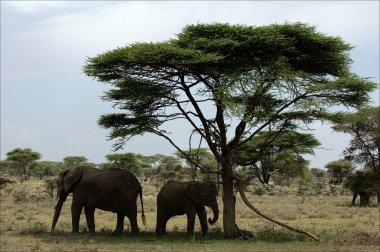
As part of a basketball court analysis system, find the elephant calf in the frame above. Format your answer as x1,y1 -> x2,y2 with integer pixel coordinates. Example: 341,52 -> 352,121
155,181 -> 219,236
51,166 -> 146,235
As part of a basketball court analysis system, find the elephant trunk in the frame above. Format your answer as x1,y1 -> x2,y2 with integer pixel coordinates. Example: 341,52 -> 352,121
208,200 -> 219,225
51,195 -> 66,232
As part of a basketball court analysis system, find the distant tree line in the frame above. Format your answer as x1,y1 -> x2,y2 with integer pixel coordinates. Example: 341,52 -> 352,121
1,106 -> 378,207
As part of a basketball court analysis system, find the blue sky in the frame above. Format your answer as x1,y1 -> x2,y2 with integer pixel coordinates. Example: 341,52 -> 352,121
1,1 -> 379,168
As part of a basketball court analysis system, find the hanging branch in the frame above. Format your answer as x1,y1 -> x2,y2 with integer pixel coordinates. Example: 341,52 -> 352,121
235,178 -> 319,241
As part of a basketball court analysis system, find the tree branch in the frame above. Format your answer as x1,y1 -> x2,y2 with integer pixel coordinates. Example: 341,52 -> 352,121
235,179 -> 319,241
180,75 -> 220,158
152,130 -> 220,175
238,93 -> 307,148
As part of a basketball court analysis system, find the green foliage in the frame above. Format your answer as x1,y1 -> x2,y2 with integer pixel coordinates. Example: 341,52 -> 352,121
175,148 -> 218,180
233,131 -> 320,184
144,154 -> 187,183
325,159 -> 353,184
175,23 -> 353,75
84,22 -> 376,151
310,168 -> 326,178
33,161 -> 63,179
104,153 -> 150,175
332,106 -> 380,174
62,156 -> 89,167
6,148 -> 42,180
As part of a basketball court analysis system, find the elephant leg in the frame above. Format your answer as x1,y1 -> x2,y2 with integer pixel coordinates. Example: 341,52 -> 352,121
186,212 -> 196,236
162,215 -> 171,236
126,203 -> 139,235
155,211 -> 164,236
129,215 -> 139,235
155,218 -> 161,236
84,206 -> 96,235
112,212 -> 124,236
71,200 -> 83,233
196,206 -> 208,236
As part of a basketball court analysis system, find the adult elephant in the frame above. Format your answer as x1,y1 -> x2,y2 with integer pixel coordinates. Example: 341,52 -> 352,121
51,166 -> 146,235
155,181 -> 219,236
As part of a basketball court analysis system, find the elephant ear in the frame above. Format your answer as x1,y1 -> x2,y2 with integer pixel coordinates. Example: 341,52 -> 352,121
186,181 -> 205,204
63,167 -> 84,193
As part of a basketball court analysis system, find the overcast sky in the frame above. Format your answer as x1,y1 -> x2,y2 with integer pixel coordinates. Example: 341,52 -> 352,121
1,1 -> 379,168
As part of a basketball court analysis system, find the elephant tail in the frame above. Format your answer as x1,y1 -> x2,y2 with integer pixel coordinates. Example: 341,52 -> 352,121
139,186 -> 146,225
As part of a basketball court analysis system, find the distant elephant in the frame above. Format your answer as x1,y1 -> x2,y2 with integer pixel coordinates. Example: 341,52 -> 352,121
51,166 -> 146,235
345,170 -> 377,207
155,181 -> 219,236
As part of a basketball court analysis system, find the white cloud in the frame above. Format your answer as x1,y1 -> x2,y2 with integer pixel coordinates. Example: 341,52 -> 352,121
5,1 -> 69,13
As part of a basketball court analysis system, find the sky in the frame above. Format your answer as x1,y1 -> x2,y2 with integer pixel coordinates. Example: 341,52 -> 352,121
1,1 -> 379,169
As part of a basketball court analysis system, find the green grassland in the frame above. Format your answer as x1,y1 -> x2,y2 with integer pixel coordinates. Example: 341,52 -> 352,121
0,180 -> 379,251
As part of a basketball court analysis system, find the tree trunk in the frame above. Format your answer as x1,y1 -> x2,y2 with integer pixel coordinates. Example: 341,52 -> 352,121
221,161 -> 240,238
263,174 -> 270,184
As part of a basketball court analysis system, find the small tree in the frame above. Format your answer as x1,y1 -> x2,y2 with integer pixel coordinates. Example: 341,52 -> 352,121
6,148 -> 41,180
233,131 -> 320,184
310,168 -> 326,178
325,159 -> 353,184
105,153 -> 150,175
175,148 -> 218,180
33,161 -> 63,179
63,156 -> 88,167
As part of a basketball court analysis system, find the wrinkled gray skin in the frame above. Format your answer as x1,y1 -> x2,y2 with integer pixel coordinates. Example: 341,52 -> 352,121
51,166 -> 145,235
155,181 -> 219,236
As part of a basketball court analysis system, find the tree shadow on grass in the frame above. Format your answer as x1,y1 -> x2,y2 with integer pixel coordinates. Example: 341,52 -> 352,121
25,228 -> 312,245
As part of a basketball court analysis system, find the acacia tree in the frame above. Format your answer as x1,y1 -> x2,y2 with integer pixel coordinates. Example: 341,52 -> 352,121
104,153 -> 150,174
232,131 -> 320,184
332,106 -> 380,203
63,156 -> 88,167
84,23 -> 376,238
6,148 -> 41,180
175,148 -> 218,179
324,159 -> 353,184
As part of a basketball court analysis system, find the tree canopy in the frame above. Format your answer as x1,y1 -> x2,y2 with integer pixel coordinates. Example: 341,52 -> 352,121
6,148 -> 41,180
232,131 -> 320,184
84,22 -> 377,238
325,159 -> 353,185
104,153 -> 150,174
63,156 -> 89,167
332,106 -> 379,172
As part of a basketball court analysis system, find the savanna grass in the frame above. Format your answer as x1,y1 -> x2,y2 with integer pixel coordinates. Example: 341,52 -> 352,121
0,180 -> 379,251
